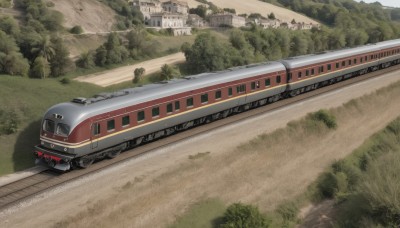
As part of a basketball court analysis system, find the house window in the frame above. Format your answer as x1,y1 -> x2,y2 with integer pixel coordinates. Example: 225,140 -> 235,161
175,101 -> 180,111
152,107 -> 160,117
122,115 -> 130,126
186,97 -> 193,107
276,75 -> 281,84
167,103 -> 173,113
228,87 -> 233,96
265,78 -> 271,87
138,111 -> 145,122
215,90 -> 222,99
92,123 -> 100,136
107,119 -> 115,131
201,93 -> 208,104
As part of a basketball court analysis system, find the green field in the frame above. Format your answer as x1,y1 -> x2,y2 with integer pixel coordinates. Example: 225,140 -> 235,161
0,75 -> 133,175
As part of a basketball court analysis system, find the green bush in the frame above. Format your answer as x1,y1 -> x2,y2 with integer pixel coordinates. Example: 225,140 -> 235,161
219,203 -> 269,228
59,77 -> 70,84
70,25 -> 84,34
310,110 -> 337,129
317,172 -> 338,198
276,202 -> 299,222
0,110 -> 20,135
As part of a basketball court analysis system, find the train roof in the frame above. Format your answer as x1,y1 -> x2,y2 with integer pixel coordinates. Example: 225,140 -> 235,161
374,38 -> 400,49
280,44 -> 381,69
45,61 -> 286,131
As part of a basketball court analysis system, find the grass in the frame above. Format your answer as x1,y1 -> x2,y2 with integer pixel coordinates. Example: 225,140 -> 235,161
0,75 -> 117,175
169,199 -> 226,228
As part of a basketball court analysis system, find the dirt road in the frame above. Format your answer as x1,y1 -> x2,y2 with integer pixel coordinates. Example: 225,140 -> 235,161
74,52 -> 186,87
2,71 -> 400,228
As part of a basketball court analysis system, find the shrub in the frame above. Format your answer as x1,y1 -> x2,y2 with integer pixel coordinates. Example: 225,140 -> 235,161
310,109 -> 337,129
0,110 -> 20,135
317,172 -> 338,198
276,202 -> 299,222
70,25 -> 84,34
133,67 -> 145,83
60,77 -> 70,84
219,203 -> 269,228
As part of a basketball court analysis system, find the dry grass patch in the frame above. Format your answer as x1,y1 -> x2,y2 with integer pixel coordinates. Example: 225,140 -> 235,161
53,81 -> 400,228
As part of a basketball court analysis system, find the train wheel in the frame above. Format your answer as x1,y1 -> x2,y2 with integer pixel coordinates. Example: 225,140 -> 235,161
107,149 -> 121,159
78,156 -> 95,168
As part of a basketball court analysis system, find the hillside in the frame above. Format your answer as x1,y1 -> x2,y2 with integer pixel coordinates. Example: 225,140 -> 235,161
49,0 -> 116,33
185,0 -> 319,24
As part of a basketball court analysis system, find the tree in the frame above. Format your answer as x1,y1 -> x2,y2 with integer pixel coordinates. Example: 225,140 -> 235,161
0,31 -> 29,76
30,35 -> 54,62
70,25 -> 84,34
181,33 -> 232,73
133,67 -> 145,83
49,37 -> 73,77
30,56 -> 50,78
76,51 -> 95,69
268,12 -> 276,20
160,64 -> 175,81
219,203 -> 269,228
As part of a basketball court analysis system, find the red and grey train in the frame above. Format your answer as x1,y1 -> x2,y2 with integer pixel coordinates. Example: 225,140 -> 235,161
35,39 -> 400,171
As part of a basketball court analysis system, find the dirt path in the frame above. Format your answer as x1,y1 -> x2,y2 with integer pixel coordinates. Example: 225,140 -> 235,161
2,71 -> 400,228
185,0 -> 318,24
74,52 -> 186,87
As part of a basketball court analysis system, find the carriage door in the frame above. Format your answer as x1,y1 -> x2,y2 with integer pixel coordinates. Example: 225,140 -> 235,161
91,122 -> 101,149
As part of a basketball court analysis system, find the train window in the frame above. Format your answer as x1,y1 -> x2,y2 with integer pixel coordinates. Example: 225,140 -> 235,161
342,61 -> 345,67
276,75 -> 281,84
311,69 -> 315,75
335,63 -> 339,69
354,59 -> 357,64
298,72 -> 302,78
237,84 -> 246,93
201,93 -> 208,104
251,82 -> 256,90
122,115 -> 130,127
319,66 -> 324,73
348,60 -> 352,66
228,87 -> 233,96
137,111 -> 145,122
107,120 -> 115,131
175,101 -> 180,111
186,97 -> 193,107
365,56 -> 368,61
56,123 -> 70,136
360,57 -> 363,63
92,123 -> 100,136
43,119 -> 55,133
152,107 -> 160,117
306,70 -> 309,76
288,73 -> 292,82
167,103 -> 173,113
327,64 -> 331,71
265,78 -> 271,87
215,90 -> 221,99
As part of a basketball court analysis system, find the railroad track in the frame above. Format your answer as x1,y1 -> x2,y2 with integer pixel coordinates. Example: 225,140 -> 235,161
1,64 -> 400,212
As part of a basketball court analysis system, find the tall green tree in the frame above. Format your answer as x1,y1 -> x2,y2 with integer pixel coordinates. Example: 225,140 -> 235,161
49,37 -> 73,77
30,56 -> 50,78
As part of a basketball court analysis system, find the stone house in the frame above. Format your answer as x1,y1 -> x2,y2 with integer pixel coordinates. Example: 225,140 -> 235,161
131,0 -> 163,21
162,0 -> 188,15
209,13 -> 246,28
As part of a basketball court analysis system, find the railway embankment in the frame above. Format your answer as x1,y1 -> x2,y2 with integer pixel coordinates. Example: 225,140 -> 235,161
21,77 -> 400,227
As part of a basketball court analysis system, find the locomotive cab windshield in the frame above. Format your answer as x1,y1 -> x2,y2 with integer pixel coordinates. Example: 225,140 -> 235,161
43,119 -> 70,136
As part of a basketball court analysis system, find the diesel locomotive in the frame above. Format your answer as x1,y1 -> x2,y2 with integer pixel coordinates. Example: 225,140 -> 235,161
35,39 -> 400,171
